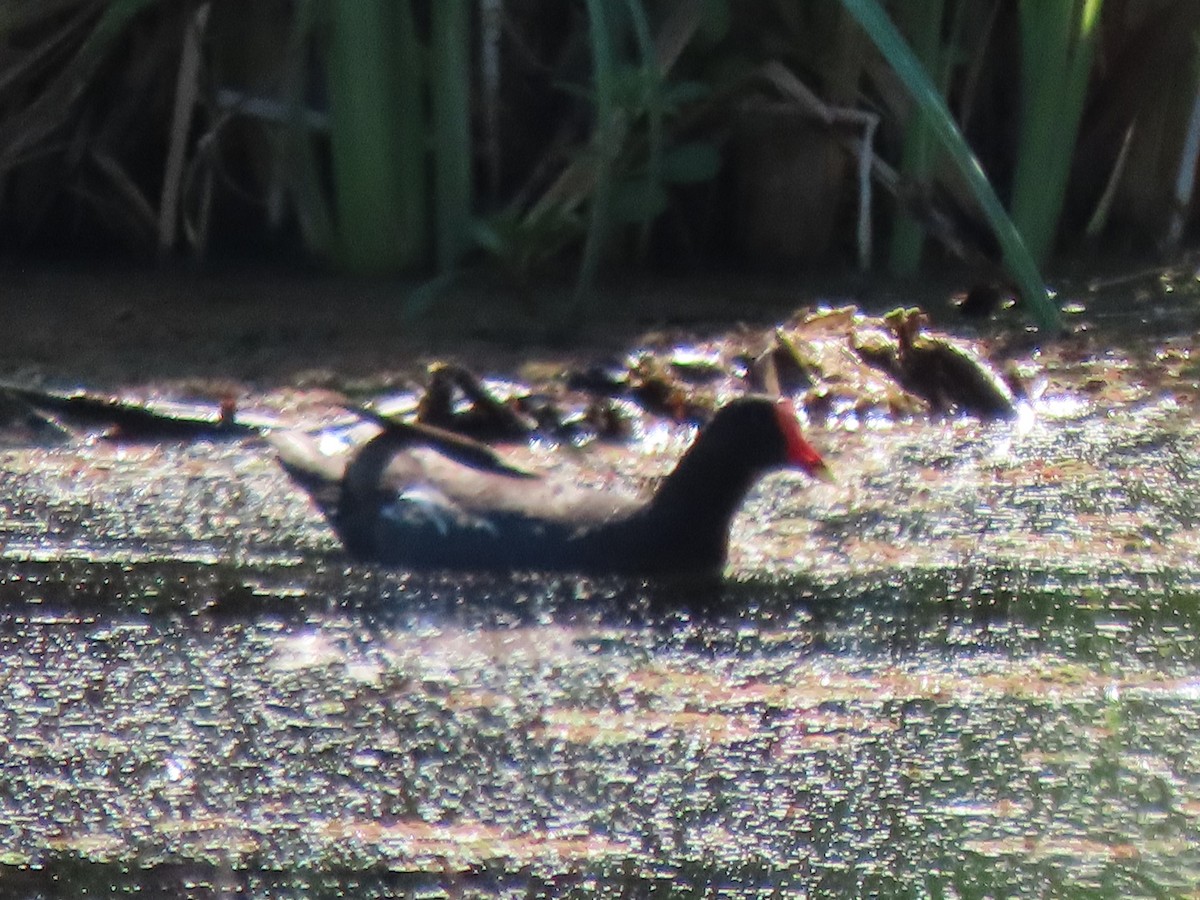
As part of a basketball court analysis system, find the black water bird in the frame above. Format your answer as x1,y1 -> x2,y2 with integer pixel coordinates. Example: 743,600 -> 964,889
273,395 -> 830,576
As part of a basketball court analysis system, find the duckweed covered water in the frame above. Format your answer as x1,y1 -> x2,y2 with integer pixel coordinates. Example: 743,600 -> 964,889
3,275 -> 1200,897
0,387 -> 1198,898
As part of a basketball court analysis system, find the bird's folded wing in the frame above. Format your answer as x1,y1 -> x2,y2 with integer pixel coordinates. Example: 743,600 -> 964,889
268,430 -> 350,484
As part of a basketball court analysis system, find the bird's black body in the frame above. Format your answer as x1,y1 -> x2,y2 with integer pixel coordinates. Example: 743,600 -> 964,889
276,395 -> 827,576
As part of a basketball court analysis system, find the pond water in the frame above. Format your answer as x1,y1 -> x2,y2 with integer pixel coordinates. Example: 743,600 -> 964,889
1,276 -> 1199,897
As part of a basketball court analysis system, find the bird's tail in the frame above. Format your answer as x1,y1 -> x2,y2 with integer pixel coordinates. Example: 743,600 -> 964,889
268,430 -> 347,522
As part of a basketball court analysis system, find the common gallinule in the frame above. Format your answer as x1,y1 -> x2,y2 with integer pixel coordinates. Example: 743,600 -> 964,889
274,395 -> 829,576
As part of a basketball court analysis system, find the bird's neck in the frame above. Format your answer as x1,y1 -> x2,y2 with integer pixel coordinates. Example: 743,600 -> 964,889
644,440 -> 763,551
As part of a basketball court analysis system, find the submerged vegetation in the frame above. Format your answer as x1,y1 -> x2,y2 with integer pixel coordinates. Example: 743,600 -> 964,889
0,1 -> 1198,326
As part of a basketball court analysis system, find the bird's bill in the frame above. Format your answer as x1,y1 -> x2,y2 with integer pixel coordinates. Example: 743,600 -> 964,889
806,457 -> 836,483
774,398 -> 833,481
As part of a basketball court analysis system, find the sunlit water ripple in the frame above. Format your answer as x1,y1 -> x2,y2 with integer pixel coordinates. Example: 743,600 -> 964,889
0,390 -> 1198,897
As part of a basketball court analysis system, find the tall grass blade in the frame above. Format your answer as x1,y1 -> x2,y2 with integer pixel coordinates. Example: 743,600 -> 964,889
77,0 -> 161,66
0,3 -> 92,102
327,0 -> 426,272
279,0 -> 336,259
0,0 -> 160,171
0,0 -> 90,35
624,0 -> 661,257
887,0 -> 946,276
1166,50 -> 1200,254
392,0 -> 429,269
574,0 -> 620,314
840,0 -> 1061,333
479,0 -> 503,202
431,0 -> 472,272
1010,0 -> 1103,265
159,3 -> 209,256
